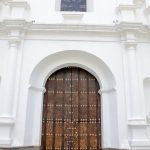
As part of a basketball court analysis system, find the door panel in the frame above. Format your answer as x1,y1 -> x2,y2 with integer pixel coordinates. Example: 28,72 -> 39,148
41,67 -> 101,149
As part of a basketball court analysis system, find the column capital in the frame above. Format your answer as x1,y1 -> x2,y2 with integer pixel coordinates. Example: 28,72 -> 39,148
7,28 -> 22,48
124,41 -> 137,50
3,19 -> 32,47
8,39 -> 20,48
121,31 -> 138,50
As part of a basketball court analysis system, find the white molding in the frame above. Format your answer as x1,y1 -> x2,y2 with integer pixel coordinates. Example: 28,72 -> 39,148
28,85 -> 46,93
130,139 -> 150,147
0,116 -> 14,125
0,20 -> 149,35
128,118 -> 147,126
8,39 -> 20,48
124,41 -> 137,50
117,4 -> 139,11
30,23 -> 117,33
29,22 -> 146,33
62,12 -> 84,24
98,87 -> 116,95
116,22 -> 144,32
2,19 -> 32,30
25,50 -> 118,148
0,139 -> 12,146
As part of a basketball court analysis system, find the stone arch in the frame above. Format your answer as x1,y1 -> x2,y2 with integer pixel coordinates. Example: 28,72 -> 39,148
24,50 -> 119,148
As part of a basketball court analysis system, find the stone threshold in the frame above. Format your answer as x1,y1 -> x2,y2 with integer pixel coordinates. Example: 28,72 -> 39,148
0,148 -> 128,150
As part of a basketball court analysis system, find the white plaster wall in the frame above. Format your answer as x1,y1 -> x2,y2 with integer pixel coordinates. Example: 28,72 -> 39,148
138,44 -> 150,79
0,0 -> 150,149
12,38 -> 125,147
0,28 -> 150,149
28,0 -> 118,24
6,37 -> 149,149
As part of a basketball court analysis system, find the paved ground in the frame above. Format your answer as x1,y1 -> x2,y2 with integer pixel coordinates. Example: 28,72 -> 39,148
0,148 -> 127,150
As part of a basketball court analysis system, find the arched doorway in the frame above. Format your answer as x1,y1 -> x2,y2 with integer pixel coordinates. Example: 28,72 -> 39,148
41,67 -> 101,149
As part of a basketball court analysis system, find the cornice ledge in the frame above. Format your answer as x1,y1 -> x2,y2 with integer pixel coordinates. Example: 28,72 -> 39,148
115,22 -> 145,32
2,19 -> 32,30
29,23 -> 148,34
30,23 -> 117,33
128,118 -> 148,126
117,4 -> 139,11
0,115 -> 15,125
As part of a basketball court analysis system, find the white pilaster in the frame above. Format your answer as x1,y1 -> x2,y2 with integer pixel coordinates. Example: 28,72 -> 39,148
125,41 -> 142,119
0,19 -> 32,116
2,38 -> 20,116
0,19 -> 32,147
124,36 -> 149,147
0,34 -> 20,146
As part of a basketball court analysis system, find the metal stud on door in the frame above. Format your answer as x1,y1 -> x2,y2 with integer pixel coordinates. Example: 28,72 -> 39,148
41,67 -> 101,150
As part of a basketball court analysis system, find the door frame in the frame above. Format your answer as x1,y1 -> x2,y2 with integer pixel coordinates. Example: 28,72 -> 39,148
25,50 -> 120,148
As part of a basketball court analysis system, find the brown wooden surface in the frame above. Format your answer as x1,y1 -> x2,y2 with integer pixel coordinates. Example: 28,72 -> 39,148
41,67 -> 101,150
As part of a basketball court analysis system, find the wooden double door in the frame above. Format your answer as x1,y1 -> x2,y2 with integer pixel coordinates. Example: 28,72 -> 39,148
41,67 -> 101,149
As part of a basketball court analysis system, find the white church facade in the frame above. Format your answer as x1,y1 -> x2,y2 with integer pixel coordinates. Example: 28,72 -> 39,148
0,0 -> 150,149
